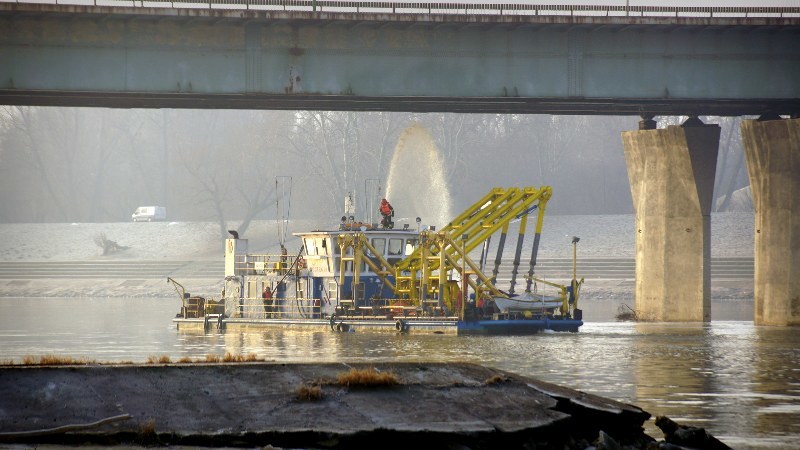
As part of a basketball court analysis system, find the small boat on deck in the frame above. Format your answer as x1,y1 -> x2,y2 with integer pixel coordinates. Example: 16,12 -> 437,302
173,186 -> 584,334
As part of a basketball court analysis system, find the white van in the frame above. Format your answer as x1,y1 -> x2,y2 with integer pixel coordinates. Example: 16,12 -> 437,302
131,206 -> 166,222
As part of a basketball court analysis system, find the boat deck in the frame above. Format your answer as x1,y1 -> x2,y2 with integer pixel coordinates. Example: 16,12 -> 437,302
173,314 -> 582,334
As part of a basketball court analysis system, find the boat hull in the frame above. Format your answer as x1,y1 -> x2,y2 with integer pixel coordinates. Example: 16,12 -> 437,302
173,316 -> 583,335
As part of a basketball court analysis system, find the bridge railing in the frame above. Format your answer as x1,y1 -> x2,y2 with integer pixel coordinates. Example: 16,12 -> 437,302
9,1 -> 800,18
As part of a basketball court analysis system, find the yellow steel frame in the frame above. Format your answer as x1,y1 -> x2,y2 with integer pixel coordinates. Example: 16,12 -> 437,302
334,186 -> 555,312
394,186 -> 551,302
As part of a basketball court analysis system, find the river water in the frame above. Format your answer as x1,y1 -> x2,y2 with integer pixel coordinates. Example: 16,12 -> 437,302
1,296 -> 798,449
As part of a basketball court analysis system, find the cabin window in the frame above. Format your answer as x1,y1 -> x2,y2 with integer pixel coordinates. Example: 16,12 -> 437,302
328,281 -> 337,302
388,238 -> 403,256
334,257 -> 347,273
313,238 -> 327,256
335,255 -> 353,274
371,238 -> 386,256
405,239 -> 418,255
305,238 -> 317,256
248,281 -> 259,301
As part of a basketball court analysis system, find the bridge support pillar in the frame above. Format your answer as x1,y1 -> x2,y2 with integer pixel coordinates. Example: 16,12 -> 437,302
621,117 -> 720,321
741,117 -> 800,326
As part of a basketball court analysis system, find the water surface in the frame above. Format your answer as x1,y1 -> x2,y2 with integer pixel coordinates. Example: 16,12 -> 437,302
0,297 -> 797,450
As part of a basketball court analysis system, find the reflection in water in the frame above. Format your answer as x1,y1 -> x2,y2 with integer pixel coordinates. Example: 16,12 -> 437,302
0,297 -> 798,449
753,326 -> 800,447
633,324 -> 733,444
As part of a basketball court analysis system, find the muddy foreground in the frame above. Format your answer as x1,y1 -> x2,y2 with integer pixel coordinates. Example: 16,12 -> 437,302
0,362 -> 665,449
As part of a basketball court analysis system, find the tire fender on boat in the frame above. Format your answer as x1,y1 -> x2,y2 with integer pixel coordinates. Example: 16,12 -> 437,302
395,319 -> 407,332
336,322 -> 350,333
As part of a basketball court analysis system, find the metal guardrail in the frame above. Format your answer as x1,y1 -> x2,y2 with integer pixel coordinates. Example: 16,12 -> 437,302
0,257 -> 755,280
237,295 -> 320,319
7,1 -> 800,18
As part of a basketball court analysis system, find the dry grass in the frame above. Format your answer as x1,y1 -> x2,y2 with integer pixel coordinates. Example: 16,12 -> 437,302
295,383 -> 324,401
146,355 -> 171,364
20,354 -> 97,366
7,353 -> 262,366
336,367 -> 399,388
222,353 -> 258,362
222,352 -> 238,362
137,418 -> 158,445
484,375 -> 507,385
139,418 -> 156,435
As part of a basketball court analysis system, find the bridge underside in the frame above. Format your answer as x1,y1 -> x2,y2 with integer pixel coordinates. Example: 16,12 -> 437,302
1,91 -> 797,116
1,4 -> 798,116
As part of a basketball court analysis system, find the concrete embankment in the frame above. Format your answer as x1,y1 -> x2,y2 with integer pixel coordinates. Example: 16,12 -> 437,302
0,362 -> 653,449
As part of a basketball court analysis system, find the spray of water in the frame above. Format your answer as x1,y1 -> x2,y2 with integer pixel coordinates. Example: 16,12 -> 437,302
385,123 -> 452,228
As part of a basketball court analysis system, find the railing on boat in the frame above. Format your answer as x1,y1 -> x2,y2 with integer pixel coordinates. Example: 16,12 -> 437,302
231,253 -> 304,276
232,296 -> 459,320
234,296 -> 320,319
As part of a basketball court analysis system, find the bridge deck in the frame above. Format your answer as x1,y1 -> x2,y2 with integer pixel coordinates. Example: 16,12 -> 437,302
2,2 -> 798,115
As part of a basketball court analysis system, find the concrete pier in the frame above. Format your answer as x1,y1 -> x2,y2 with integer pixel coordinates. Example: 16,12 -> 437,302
741,117 -> 800,326
621,118 -> 720,322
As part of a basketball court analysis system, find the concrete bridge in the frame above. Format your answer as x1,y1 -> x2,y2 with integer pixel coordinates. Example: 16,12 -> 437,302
0,2 -> 798,325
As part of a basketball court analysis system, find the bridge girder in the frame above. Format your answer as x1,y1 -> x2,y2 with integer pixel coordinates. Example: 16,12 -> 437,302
1,4 -> 799,116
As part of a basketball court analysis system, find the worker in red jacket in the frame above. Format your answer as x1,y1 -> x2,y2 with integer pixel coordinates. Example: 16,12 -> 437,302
379,198 -> 394,229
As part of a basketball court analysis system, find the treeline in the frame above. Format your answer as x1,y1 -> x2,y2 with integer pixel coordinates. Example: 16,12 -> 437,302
0,107 -> 749,235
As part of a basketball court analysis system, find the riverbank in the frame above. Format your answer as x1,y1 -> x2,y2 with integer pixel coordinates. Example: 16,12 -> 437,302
0,278 -> 754,305
0,213 -> 755,301
0,213 -> 755,263
0,362 -> 656,449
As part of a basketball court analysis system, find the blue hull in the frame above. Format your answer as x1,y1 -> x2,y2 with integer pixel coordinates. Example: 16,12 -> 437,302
459,318 -> 583,334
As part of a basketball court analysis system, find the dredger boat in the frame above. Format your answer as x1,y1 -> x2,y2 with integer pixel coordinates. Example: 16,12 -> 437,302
172,186 -> 584,334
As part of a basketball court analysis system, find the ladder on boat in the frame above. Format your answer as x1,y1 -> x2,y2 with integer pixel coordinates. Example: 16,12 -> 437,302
393,186 -> 553,301
204,313 -> 224,330
337,186 -> 553,305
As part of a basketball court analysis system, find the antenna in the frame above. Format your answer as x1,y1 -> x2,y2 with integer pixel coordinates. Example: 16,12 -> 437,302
276,176 -> 292,246
344,191 -> 355,217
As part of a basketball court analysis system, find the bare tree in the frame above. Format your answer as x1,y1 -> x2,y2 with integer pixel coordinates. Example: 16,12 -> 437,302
285,111 -> 375,217
712,117 -> 747,212
170,110 -> 284,238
